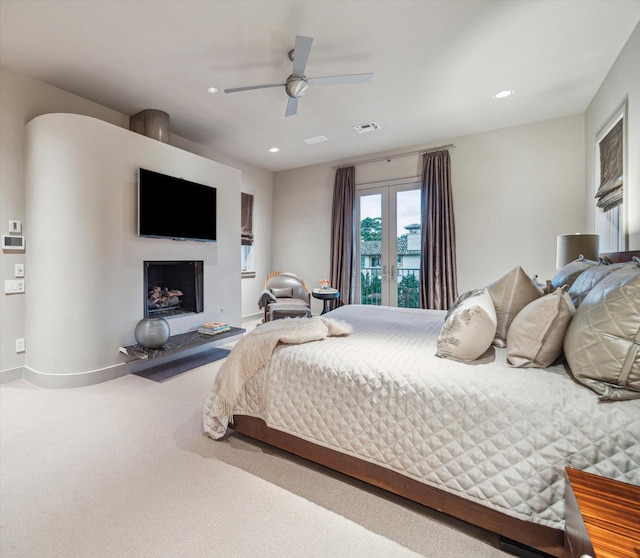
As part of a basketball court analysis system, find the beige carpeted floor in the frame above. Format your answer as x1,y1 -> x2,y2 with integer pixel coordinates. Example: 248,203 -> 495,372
1,326 -> 510,557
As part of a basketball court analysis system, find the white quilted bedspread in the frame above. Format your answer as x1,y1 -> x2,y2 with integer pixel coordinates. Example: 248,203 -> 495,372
204,304 -> 640,529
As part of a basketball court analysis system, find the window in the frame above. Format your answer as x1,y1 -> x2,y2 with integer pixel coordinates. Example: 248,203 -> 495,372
595,108 -> 626,252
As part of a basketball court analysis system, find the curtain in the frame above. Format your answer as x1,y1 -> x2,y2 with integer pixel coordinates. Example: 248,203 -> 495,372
241,192 -> 254,245
419,150 -> 458,310
330,166 -> 356,306
595,118 -> 623,211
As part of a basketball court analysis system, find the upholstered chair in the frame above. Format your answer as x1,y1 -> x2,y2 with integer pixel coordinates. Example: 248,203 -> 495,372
261,271 -> 311,322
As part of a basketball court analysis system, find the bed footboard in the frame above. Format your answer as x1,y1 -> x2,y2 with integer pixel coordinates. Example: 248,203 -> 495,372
231,415 -> 566,558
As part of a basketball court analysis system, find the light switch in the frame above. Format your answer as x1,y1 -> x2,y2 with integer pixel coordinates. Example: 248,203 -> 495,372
4,279 -> 25,294
15,263 -> 24,277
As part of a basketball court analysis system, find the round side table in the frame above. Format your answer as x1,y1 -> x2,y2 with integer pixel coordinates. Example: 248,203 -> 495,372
312,289 -> 340,315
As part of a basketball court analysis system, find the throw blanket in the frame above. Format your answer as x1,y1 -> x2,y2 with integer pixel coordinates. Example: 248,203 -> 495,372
257,288 -> 277,309
204,316 -> 352,438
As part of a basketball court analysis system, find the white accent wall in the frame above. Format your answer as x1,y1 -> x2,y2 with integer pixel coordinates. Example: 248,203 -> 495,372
24,113 -> 241,386
273,115 -> 586,303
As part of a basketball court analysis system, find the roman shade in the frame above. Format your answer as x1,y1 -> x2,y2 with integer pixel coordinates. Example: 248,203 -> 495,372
595,118 -> 623,211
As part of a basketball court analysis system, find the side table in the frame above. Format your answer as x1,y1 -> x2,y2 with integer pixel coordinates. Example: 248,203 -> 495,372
312,288 -> 340,315
564,467 -> 640,558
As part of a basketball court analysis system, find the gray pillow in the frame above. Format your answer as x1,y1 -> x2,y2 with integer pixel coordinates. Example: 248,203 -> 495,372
551,256 -> 599,290
270,287 -> 294,298
564,266 -> 640,400
567,262 -> 633,308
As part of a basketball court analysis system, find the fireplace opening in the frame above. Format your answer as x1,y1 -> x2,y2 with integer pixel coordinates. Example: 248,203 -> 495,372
144,261 -> 203,318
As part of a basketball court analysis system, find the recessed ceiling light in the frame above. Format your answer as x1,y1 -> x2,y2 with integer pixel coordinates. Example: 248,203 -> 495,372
493,89 -> 514,99
268,147 -> 280,153
206,86 -> 219,94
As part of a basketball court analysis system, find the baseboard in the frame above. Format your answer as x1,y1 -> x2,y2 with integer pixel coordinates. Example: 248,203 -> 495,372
21,363 -> 130,389
0,366 -> 26,384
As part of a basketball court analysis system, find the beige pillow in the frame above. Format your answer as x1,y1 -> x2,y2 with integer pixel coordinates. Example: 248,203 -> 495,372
436,288 -> 497,362
564,266 -> 640,400
487,267 -> 543,347
507,287 -> 575,368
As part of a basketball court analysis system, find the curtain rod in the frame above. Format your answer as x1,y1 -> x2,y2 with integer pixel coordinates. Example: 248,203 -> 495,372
334,144 -> 455,169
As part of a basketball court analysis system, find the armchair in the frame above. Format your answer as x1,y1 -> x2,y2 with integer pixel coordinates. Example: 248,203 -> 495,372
260,271 -> 311,322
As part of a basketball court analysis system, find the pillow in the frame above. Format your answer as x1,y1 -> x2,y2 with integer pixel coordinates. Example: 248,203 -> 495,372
487,267 -> 543,347
563,266 -> 640,400
567,262 -> 634,308
270,287 -> 294,298
506,287 -> 575,368
436,288 -> 497,362
551,256 -> 599,290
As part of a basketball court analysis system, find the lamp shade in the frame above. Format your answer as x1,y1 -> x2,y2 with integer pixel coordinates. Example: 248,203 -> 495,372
556,234 -> 599,269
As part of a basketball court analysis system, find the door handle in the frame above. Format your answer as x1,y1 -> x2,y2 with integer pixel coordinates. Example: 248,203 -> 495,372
390,264 -> 396,280
382,264 -> 387,279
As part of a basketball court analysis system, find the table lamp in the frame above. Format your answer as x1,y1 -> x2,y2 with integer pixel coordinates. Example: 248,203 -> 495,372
556,234 -> 599,269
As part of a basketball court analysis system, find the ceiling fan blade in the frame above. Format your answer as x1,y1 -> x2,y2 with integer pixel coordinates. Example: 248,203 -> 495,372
292,35 -> 313,76
285,97 -> 299,117
307,73 -> 374,86
224,83 -> 284,94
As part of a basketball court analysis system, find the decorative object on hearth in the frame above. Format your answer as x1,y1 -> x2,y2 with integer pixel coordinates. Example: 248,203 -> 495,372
224,35 -> 373,117
129,109 -> 170,143
134,317 -> 170,349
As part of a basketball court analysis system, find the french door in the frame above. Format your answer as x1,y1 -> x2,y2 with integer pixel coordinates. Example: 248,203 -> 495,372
356,181 -> 422,307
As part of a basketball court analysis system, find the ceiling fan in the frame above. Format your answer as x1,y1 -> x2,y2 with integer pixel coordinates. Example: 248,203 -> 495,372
224,35 -> 374,117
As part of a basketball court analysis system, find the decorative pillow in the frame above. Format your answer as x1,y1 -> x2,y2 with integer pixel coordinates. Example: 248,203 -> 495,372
487,267 -> 543,347
436,288 -> 497,362
270,287 -> 294,298
567,262 -> 634,308
551,256 -> 599,290
506,287 -> 575,368
563,266 -> 640,400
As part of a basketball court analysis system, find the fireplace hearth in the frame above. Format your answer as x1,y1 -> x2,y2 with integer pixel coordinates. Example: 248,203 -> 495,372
144,261 -> 203,318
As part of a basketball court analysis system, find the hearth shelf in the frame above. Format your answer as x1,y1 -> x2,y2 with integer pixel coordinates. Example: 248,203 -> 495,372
119,327 -> 245,360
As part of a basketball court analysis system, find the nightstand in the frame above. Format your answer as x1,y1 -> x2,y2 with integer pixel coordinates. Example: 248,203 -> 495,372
564,467 -> 640,558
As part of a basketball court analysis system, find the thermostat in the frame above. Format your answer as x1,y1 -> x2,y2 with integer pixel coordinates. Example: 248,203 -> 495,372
2,235 -> 25,251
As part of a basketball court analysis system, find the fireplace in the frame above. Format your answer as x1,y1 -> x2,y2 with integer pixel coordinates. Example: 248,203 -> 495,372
144,261 -> 203,318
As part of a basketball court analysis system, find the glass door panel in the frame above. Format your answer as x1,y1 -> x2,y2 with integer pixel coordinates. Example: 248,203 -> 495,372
356,184 -> 421,308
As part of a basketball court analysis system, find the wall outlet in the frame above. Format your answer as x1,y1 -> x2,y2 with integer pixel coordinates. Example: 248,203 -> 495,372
219,307 -> 224,314
16,338 -> 25,353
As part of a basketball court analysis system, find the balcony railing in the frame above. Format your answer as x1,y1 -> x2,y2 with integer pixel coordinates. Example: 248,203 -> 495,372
360,267 -> 420,308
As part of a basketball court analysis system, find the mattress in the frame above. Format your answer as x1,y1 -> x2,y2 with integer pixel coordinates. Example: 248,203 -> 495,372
204,304 -> 640,530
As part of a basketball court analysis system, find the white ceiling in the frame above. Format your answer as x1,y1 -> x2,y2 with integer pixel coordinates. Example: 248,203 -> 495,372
1,0 -> 639,172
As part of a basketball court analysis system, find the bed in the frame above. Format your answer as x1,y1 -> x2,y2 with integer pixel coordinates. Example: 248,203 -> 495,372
204,251 -> 640,557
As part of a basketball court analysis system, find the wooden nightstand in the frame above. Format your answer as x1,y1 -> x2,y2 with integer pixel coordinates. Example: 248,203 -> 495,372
564,467 -> 640,558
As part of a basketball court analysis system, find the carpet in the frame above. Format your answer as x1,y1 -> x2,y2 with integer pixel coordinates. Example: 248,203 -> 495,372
133,347 -> 230,382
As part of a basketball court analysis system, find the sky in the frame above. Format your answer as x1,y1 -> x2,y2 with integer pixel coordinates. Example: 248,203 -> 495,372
360,189 -> 421,237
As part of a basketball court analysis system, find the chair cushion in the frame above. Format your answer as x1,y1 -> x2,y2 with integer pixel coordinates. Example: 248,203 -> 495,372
270,287 -> 294,298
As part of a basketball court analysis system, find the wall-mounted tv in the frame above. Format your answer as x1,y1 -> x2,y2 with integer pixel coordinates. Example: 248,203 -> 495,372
138,168 -> 217,242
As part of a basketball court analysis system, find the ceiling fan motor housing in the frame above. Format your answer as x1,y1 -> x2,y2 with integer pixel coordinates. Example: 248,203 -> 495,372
285,76 -> 309,98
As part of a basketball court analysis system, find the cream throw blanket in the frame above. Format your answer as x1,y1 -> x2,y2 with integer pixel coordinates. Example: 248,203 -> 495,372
204,316 -> 352,438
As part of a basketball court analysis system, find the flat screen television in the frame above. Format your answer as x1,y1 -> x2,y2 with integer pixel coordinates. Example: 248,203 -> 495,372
138,168 -> 217,242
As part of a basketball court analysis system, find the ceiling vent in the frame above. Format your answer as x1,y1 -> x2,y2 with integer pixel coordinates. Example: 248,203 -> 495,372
304,135 -> 328,144
353,122 -> 381,134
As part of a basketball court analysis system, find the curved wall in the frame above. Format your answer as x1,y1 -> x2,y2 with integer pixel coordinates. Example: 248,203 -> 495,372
25,113 -> 241,387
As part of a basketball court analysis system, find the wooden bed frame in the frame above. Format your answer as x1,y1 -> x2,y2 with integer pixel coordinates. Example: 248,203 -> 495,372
231,250 -> 639,558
